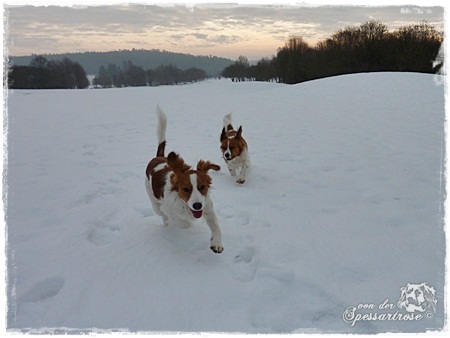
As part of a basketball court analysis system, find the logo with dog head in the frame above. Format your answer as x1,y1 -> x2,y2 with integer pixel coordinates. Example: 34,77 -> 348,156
343,282 -> 438,327
397,283 -> 437,314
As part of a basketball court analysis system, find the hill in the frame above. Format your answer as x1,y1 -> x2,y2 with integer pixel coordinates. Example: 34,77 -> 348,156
8,49 -> 234,76
5,73 -> 446,333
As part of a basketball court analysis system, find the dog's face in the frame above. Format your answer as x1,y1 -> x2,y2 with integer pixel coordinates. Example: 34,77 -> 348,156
220,126 -> 246,161
167,152 -> 220,218
398,283 -> 437,313
405,284 -> 425,304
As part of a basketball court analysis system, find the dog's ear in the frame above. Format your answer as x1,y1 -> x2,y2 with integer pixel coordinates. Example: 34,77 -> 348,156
197,160 -> 220,173
167,152 -> 190,173
236,126 -> 243,140
220,127 -> 227,142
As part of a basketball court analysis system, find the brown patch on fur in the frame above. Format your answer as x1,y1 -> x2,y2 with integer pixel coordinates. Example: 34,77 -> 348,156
220,127 -> 236,142
156,141 -> 166,157
167,152 -> 196,203
167,152 -> 191,173
195,160 -> 220,197
170,170 -> 194,203
146,157 -> 170,199
197,160 -> 221,173
194,171 -> 212,198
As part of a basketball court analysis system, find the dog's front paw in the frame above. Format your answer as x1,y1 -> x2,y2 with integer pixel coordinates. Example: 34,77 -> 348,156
210,238 -> 224,254
236,178 -> 245,184
210,245 -> 224,254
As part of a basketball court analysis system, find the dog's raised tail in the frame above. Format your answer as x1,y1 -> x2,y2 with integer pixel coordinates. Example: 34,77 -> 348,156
156,105 -> 167,157
223,113 -> 233,132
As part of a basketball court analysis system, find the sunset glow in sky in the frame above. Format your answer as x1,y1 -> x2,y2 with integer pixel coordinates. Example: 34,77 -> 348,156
4,1 -> 446,60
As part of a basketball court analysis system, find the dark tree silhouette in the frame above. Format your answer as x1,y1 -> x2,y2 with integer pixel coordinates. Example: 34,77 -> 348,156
8,55 -> 89,89
92,62 -> 208,88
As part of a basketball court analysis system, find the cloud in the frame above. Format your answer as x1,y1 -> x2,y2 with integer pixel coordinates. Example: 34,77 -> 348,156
168,32 -> 242,50
189,33 -> 242,44
5,4 -> 444,58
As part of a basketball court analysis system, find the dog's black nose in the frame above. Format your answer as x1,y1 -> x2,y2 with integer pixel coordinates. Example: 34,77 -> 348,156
193,203 -> 202,211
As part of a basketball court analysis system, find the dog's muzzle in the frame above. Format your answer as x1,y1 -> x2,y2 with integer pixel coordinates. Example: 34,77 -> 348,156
224,153 -> 233,161
191,202 -> 203,218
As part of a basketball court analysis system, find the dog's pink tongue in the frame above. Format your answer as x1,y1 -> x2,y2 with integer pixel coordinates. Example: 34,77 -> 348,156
192,209 -> 203,218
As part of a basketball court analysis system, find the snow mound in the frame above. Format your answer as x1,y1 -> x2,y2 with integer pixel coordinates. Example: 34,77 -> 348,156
5,72 -> 446,333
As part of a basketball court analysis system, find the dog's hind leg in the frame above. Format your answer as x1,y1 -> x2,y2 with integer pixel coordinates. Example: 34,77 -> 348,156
145,178 -> 169,226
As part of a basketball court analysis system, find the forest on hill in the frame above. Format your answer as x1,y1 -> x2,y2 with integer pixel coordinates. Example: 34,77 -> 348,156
7,56 -> 210,89
222,20 -> 443,84
92,62 -> 209,88
9,49 -> 233,77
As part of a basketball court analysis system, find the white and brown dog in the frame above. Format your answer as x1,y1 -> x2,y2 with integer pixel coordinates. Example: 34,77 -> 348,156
145,106 -> 223,253
220,113 -> 250,184
398,283 -> 437,313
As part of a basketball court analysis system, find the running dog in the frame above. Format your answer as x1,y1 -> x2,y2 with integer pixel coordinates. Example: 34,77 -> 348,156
145,106 -> 223,253
220,113 -> 250,184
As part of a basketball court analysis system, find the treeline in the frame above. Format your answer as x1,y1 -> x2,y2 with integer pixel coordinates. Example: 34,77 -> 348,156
93,61 -> 208,88
8,56 -> 90,89
222,21 -> 443,84
10,49 -> 233,76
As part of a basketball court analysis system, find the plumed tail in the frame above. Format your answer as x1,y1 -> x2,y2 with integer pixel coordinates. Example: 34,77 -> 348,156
156,105 -> 167,144
223,113 -> 233,131
156,105 -> 167,157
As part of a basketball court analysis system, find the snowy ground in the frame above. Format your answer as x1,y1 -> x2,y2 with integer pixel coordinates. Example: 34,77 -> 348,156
4,73 -> 446,333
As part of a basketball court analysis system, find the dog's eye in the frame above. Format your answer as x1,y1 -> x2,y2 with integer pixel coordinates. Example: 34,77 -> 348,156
198,185 -> 206,191
229,146 -> 235,150
182,187 -> 190,193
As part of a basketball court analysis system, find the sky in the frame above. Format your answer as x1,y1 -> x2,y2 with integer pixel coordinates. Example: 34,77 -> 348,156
2,1 -> 447,61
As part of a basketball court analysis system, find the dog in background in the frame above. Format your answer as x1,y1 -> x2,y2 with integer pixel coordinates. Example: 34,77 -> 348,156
145,106 -> 223,253
220,113 -> 250,184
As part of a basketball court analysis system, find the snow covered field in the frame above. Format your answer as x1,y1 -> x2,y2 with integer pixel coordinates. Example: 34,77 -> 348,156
4,73 -> 446,333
